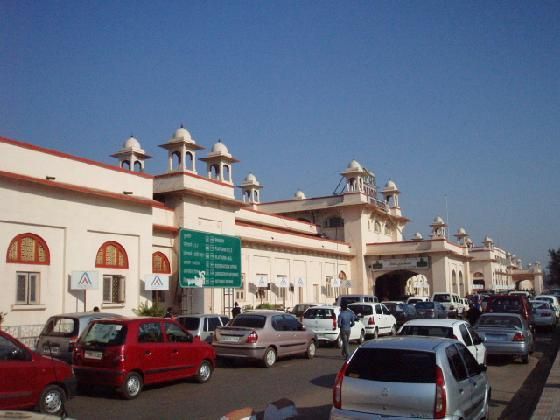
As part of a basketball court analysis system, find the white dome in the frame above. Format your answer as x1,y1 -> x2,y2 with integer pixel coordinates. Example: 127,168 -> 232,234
123,136 -> 141,150
433,216 -> 445,224
385,180 -> 397,189
483,235 -> 493,243
457,227 -> 467,235
211,140 -> 230,155
347,160 -> 363,171
412,232 -> 423,240
294,190 -> 306,200
244,172 -> 257,183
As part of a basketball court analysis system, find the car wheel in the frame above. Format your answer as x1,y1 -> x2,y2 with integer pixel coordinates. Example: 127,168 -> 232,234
521,354 -> 529,364
120,372 -> 143,399
305,341 -> 316,359
262,347 -> 277,368
39,384 -> 66,415
390,325 -> 397,336
195,360 -> 213,383
335,335 -> 343,348
357,330 -> 365,344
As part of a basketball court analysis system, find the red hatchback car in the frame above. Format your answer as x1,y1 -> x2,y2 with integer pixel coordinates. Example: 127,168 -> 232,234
72,317 -> 216,399
0,330 -> 75,415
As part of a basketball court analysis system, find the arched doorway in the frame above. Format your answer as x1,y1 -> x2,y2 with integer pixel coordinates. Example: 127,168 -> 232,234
374,270 -> 418,300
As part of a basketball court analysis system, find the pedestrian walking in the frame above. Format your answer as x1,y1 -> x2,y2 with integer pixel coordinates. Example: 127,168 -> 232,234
337,303 -> 356,360
232,302 -> 241,318
466,302 -> 481,326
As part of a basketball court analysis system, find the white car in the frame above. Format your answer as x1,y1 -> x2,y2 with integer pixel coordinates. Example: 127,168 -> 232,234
302,305 -> 365,347
398,318 -> 487,365
406,296 -> 430,304
348,302 -> 397,338
534,295 -> 560,318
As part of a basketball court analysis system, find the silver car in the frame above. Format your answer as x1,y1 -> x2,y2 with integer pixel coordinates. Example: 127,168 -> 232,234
213,310 -> 316,368
530,301 -> 558,331
175,314 -> 229,343
474,313 -> 534,364
330,336 -> 490,419
37,311 -> 123,363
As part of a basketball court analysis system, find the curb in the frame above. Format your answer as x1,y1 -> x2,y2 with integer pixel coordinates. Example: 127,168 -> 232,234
531,350 -> 560,419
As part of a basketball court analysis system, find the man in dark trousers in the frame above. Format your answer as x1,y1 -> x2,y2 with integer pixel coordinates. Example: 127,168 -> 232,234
337,303 -> 356,360
466,302 -> 481,326
232,302 -> 241,318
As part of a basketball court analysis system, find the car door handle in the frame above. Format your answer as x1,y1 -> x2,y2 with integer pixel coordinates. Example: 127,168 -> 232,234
459,388 -> 464,394
145,351 -> 152,356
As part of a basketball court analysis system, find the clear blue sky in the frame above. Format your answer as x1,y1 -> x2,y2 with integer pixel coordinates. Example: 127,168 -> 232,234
2,1 -> 559,268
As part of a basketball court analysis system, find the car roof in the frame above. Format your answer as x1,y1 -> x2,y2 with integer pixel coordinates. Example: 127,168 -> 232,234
242,310 -> 288,316
480,312 -> 524,319
47,311 -> 123,319
176,313 -> 227,318
358,336 -> 451,352
402,319 -> 465,327
309,305 -> 338,309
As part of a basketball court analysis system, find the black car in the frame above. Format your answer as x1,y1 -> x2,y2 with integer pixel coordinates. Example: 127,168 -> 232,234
384,302 -> 418,327
415,301 -> 447,319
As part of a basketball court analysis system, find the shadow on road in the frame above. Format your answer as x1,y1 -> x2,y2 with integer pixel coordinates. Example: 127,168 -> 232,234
310,373 -> 336,389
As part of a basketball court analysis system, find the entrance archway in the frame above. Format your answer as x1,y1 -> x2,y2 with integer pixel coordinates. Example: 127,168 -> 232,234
374,270 -> 418,301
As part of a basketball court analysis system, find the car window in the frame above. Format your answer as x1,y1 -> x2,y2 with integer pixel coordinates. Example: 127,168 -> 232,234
446,344 -> 468,381
375,305 -> 382,315
220,316 -> 229,326
206,317 -> 221,332
349,304 -> 372,316
40,317 -> 78,337
433,294 -> 451,303
282,315 -> 300,331
304,308 -> 335,319
347,348 -> 436,383
0,335 -> 23,361
416,302 -> 434,309
138,322 -> 164,343
400,325 -> 454,339
272,315 -> 287,331
382,305 -> 391,315
231,314 -> 267,328
81,323 -> 127,346
340,297 -> 361,306
177,317 -> 200,331
466,324 -> 482,345
164,322 -> 191,343
457,344 -> 481,377
459,324 -> 473,346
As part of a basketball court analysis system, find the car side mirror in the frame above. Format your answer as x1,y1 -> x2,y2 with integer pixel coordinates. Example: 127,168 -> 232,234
479,363 -> 487,372
297,324 -> 306,331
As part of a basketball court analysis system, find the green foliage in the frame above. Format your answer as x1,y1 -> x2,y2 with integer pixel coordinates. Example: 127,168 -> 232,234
133,302 -> 165,317
548,248 -> 560,286
256,303 -> 284,310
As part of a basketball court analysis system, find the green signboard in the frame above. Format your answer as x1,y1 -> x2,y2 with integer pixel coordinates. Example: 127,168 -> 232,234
179,229 -> 242,288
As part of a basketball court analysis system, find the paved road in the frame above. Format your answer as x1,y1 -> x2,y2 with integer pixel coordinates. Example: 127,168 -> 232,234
66,326 -> 558,419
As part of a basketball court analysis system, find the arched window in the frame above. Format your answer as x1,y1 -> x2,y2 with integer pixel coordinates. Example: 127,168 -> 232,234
152,252 -> 171,274
95,241 -> 129,269
6,233 -> 50,265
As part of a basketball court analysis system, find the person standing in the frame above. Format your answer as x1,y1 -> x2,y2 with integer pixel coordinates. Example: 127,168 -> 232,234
337,303 -> 356,360
232,302 -> 241,318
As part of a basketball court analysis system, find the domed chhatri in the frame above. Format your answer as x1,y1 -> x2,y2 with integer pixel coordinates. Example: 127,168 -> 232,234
111,135 -> 151,173
382,179 -> 400,209
170,125 -> 196,144
208,139 -> 232,158
347,159 -> 363,172
200,139 -> 239,185
158,124 -> 204,173
430,216 -> 447,239
239,172 -> 262,204
294,190 -> 306,200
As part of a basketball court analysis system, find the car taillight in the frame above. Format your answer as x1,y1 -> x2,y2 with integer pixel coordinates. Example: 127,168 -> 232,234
368,317 -> 375,325
67,336 -> 78,352
451,335 -> 458,340
512,332 -> 525,341
333,361 -> 349,409
332,314 -> 337,331
434,366 -> 447,419
247,330 -> 258,344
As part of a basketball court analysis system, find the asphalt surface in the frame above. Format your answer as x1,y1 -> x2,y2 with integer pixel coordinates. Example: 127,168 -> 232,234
65,326 -> 559,419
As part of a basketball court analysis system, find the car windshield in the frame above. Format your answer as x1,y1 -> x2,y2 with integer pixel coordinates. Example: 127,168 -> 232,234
304,308 -> 335,319
40,317 -> 78,337
488,298 -> 522,312
400,325 -> 454,339
348,304 -> 373,316
433,294 -> 451,303
80,323 -> 127,346
478,316 -> 522,329
416,302 -> 434,309
231,315 -> 266,328
177,317 -> 200,330
533,302 -> 550,310
347,348 -> 436,383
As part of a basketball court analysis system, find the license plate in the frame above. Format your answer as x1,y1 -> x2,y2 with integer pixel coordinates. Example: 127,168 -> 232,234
220,336 -> 240,343
84,350 -> 103,360
44,346 -> 59,354
486,334 -> 506,341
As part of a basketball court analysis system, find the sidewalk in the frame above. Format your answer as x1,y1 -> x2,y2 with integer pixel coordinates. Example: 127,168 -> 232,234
531,349 -> 560,420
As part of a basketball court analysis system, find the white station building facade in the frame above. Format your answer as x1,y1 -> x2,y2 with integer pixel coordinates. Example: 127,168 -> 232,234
0,126 -> 543,335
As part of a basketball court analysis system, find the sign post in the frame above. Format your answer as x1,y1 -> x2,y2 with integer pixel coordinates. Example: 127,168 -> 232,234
179,229 -> 242,288
71,271 -> 99,312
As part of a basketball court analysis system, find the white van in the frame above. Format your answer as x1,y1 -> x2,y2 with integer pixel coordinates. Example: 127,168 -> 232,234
431,292 -> 464,318
335,294 -> 379,307
302,305 -> 365,347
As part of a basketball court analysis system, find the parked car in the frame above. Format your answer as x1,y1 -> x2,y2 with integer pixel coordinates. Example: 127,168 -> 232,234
73,317 -> 216,398
534,295 -> 560,318
289,303 -> 318,321
398,318 -> 487,365
474,313 -> 534,364
432,292 -> 464,318
302,305 -> 365,347
176,314 -> 229,343
383,302 -> 418,327
334,294 -> 379,307
213,310 -> 316,368
415,301 -> 447,319
330,336 -> 490,419
485,294 -> 535,332
0,330 -> 75,415
406,296 -> 430,305
36,311 -> 123,363
530,301 -> 558,331
509,290 -> 531,298
348,302 -> 397,338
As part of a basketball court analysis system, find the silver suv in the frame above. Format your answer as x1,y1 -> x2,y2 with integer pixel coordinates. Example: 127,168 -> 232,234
331,336 -> 490,419
176,314 -> 229,343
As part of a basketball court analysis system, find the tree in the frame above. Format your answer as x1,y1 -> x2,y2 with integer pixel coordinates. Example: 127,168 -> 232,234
548,248 -> 560,286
